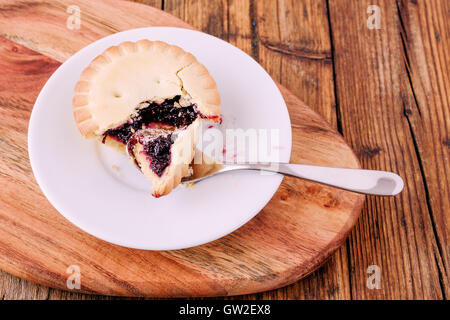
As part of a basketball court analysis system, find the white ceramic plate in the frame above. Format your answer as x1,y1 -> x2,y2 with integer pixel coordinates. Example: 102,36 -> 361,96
28,27 -> 292,250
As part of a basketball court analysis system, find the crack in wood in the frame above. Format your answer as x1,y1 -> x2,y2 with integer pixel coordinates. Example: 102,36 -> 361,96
434,251 -> 447,300
443,139 -> 450,148
259,39 -> 332,62
397,1 -> 422,117
360,146 -> 382,159
325,0 -> 343,136
325,0 -> 350,299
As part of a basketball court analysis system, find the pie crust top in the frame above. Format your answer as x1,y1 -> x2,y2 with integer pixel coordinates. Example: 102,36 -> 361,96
72,40 -> 221,138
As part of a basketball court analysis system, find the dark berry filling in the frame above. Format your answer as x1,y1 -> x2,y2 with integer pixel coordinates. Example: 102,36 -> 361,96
143,134 -> 174,177
102,95 -> 198,144
126,128 -> 176,177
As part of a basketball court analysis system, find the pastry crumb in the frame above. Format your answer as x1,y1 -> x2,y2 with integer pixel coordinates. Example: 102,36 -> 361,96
182,182 -> 196,190
112,164 -> 122,177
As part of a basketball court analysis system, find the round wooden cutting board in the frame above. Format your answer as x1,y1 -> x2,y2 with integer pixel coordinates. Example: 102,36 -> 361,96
0,0 -> 364,296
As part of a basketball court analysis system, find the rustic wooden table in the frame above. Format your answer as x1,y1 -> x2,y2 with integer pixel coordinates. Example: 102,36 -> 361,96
0,0 -> 448,300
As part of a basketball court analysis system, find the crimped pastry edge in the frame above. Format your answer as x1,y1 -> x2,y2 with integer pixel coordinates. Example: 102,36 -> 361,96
72,40 -> 221,138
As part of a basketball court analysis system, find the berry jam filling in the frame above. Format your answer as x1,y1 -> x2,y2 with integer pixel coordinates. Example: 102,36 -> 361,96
143,134 -> 174,177
102,95 -> 198,144
127,128 -> 175,177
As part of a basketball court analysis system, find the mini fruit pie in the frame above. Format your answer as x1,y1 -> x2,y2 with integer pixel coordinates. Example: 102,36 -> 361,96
72,40 -> 221,197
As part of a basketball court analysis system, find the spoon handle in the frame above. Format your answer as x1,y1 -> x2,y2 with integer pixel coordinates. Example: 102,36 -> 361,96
228,163 -> 404,196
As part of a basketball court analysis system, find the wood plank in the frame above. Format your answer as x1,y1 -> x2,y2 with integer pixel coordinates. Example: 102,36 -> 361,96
0,0 -> 364,298
164,0 -> 228,40
396,0 -> 449,297
254,0 -> 350,300
256,0 -> 337,125
0,270 -> 49,300
328,0 -> 446,299
164,0 -> 253,60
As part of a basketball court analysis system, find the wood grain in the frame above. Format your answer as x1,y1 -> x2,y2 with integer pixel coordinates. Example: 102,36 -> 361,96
1,0 -> 447,300
0,0 -> 364,297
328,0 -> 448,299
396,0 -> 449,297
0,0 -> 191,63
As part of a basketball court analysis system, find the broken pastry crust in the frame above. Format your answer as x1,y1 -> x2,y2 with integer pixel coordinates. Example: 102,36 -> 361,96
72,40 -> 221,138
132,119 -> 201,197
